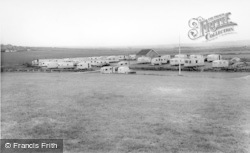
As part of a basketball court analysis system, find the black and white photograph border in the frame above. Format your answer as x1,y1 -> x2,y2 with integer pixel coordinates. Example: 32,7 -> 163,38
1,0 -> 250,153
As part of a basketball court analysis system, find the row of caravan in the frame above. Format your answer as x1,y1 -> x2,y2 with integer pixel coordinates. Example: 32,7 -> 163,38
173,54 -> 222,62
137,54 -> 203,66
169,58 -> 229,68
161,58 -> 228,68
175,58 -> 205,67
137,54 -> 228,68
137,54 -> 223,66
35,60 -> 106,69
40,61 -> 92,69
33,59 -> 132,69
31,54 -> 137,67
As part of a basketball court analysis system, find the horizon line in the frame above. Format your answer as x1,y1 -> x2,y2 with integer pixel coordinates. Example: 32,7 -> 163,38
1,39 -> 250,48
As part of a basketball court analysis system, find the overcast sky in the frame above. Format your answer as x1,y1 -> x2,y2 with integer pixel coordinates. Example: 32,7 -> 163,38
1,0 -> 250,47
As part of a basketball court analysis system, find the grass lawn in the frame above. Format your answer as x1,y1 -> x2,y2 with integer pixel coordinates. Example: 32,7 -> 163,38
1,72 -> 250,153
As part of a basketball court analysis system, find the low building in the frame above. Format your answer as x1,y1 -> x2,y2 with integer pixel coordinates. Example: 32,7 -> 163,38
136,49 -> 160,59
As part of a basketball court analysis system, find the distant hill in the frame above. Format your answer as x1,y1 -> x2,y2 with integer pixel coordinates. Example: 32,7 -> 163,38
1,44 -> 31,52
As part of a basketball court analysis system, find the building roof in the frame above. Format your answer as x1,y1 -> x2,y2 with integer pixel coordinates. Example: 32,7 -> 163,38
136,49 -> 158,56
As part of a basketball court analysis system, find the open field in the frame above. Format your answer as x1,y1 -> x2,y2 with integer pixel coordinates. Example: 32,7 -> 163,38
1,72 -> 250,153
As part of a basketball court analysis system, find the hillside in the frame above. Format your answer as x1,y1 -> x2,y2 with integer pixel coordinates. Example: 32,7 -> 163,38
1,44 -> 31,52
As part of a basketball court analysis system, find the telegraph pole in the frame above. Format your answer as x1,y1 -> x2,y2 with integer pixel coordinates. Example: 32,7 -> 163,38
178,34 -> 181,76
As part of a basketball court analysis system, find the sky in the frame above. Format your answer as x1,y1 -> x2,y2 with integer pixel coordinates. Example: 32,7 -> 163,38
0,0 -> 250,47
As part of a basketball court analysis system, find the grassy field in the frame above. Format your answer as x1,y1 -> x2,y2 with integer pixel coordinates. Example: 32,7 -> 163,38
1,72 -> 250,153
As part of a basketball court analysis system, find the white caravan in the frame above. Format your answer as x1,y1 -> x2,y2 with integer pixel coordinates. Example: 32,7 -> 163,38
95,60 -> 110,67
151,57 -> 162,65
184,58 -> 205,67
118,66 -> 135,74
212,60 -> 229,68
118,61 -> 129,66
190,54 -> 204,59
46,62 -> 59,68
38,60 -> 51,67
160,55 -> 171,64
57,62 -> 75,69
170,58 -> 185,66
137,57 -> 151,64
129,54 -> 136,60
100,66 -> 118,74
31,60 -> 39,66
207,54 -> 222,62
107,56 -> 119,63
76,62 -> 92,69
89,60 -> 98,66
53,59 -> 66,63
88,56 -> 100,60
117,55 -> 126,60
